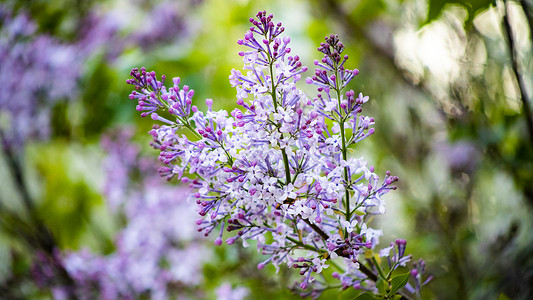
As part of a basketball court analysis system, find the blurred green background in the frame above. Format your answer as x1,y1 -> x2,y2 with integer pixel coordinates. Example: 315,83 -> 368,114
1,0 -> 532,299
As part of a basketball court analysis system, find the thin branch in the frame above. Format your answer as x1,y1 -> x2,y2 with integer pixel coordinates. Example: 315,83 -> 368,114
0,130 -> 78,299
301,217 -> 330,240
0,130 -> 35,213
520,0 -> 533,49
503,0 -> 533,145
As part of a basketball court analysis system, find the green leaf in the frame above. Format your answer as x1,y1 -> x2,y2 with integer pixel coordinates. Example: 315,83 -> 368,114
353,292 -> 381,300
425,0 -> 495,26
426,0 -> 447,24
388,273 -> 410,297
351,0 -> 386,25
498,294 -> 512,300
376,278 -> 388,295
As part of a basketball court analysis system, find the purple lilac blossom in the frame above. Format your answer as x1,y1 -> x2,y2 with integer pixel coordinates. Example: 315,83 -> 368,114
215,282 -> 250,300
0,6 -> 82,147
76,0 -> 199,61
52,129 -> 208,300
128,11 -> 424,298
0,0 -> 198,148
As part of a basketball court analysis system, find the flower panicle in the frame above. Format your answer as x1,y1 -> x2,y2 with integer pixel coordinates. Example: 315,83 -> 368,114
128,10 -> 426,299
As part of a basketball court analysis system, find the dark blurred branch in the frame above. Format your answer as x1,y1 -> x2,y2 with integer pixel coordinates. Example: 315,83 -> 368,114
503,0 -> 533,145
320,0 -> 426,91
318,0 -> 452,124
0,130 -> 77,299
520,0 -> 533,49
319,0 -> 533,206
0,131 -> 35,213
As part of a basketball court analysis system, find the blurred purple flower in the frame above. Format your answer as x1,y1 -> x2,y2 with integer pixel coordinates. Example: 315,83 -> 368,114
0,5 -> 82,147
435,140 -> 479,173
215,283 -> 249,300
43,129 -> 209,299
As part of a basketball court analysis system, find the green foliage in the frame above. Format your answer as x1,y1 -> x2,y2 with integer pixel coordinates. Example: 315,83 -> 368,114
202,244 -> 300,299
352,0 -> 386,25
29,143 -> 106,250
376,278 -> 388,295
426,0 -> 495,25
80,61 -> 119,138
353,292 -> 382,300
388,273 -> 409,297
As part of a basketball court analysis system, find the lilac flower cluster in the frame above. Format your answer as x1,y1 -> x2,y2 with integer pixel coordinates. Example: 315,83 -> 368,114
0,0 -> 198,148
215,282 -> 250,300
51,129 -> 208,300
0,5 -> 82,147
128,11 -> 425,298
77,0 -> 199,59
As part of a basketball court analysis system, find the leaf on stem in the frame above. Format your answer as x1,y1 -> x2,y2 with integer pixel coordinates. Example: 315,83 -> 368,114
387,273 -> 410,297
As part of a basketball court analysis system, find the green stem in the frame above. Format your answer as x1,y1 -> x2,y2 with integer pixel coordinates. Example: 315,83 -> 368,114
268,50 -> 292,184
328,259 -> 344,272
286,236 -> 325,253
334,75 -> 351,231
372,256 -> 387,281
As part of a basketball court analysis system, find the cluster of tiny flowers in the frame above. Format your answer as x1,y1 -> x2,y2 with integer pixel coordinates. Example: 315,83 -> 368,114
128,11 -> 422,298
46,130 -> 208,300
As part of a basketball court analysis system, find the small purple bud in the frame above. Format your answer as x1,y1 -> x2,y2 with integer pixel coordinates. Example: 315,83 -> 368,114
215,238 -> 223,246
396,239 -> 407,258
411,269 -> 418,277
327,243 -> 336,251
244,31 -> 253,40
